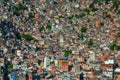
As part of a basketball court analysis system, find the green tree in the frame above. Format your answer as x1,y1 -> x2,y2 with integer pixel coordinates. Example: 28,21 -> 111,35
28,12 -> 34,19
34,39 -> 39,42
91,8 -> 98,12
104,0 -> 110,4
13,10 -> 20,16
75,14 -> 79,18
69,0 -> 73,2
8,63 -> 13,70
36,47 -> 42,51
87,19 -> 91,23
89,3 -> 94,9
67,15 -> 74,19
100,22 -> 104,26
18,3 -> 23,10
89,2 -> 98,12
117,45 -> 120,51
21,34 -> 33,41
80,27 -> 87,33
117,10 -> 120,15
103,12 -> 111,18
110,44 -> 115,51
88,39 -> 94,47
69,19 -> 73,24
13,3 -> 28,16
111,1 -> 120,12
39,27 -> 44,31
77,33 -> 84,40
84,8 -> 90,14
18,3 -> 28,10
53,1 -> 58,5
117,32 -> 120,38
59,15 -> 64,18
79,13 -> 86,18
109,41 -> 117,51
64,50 -> 72,57
46,24 -> 52,29
4,0 -> 10,1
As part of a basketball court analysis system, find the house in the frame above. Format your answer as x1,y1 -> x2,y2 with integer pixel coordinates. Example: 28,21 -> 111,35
89,51 -> 95,61
16,50 -> 22,56
0,58 -> 4,62
100,64 -> 113,77
60,61 -> 68,72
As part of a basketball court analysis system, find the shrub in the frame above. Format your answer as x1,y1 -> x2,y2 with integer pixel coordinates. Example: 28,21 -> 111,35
28,12 -> 34,18
79,13 -> 86,18
78,34 -> 84,40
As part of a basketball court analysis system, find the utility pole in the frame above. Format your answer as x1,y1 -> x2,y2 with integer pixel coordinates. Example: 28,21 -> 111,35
112,46 -> 117,80
86,72 -> 87,80
112,53 -> 115,80
112,35 -> 118,80
3,56 -> 9,80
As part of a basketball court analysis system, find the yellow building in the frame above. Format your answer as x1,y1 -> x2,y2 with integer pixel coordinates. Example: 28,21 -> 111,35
58,60 -> 63,66
117,76 -> 120,80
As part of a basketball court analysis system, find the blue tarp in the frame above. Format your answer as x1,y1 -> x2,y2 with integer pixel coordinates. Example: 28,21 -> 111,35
10,73 -> 17,79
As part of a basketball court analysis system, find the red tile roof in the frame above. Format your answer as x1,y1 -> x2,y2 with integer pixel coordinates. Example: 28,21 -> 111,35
0,58 -> 4,61
100,64 -> 113,69
115,19 -> 120,23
